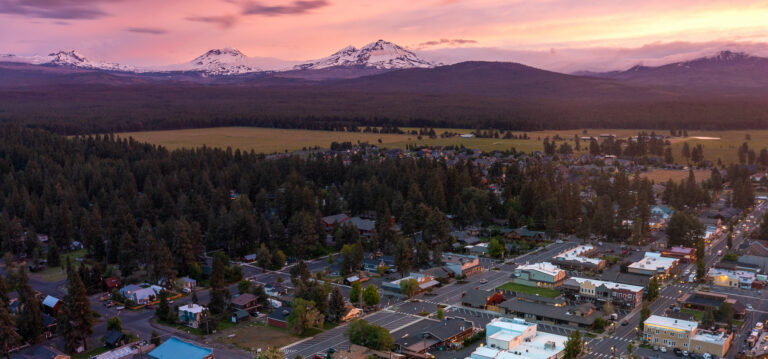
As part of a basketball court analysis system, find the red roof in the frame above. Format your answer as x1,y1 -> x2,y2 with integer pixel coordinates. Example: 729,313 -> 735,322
104,277 -> 121,288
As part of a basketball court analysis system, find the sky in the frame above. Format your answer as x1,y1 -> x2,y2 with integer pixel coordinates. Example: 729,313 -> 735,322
3,0 -> 768,72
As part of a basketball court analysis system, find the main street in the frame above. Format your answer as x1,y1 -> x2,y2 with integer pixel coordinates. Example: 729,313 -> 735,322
585,200 -> 768,359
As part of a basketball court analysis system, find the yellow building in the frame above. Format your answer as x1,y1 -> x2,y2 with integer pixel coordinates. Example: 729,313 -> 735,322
643,315 -> 732,357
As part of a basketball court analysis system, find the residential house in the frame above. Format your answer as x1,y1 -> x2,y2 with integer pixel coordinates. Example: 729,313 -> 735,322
643,315 -> 732,357
104,277 -> 121,291
468,318 -> 567,359
512,262 -> 566,288
42,295 -> 61,317
349,216 -> 376,237
103,330 -> 126,348
148,337 -> 214,359
507,226 -> 545,241
178,303 -> 207,328
178,277 -> 197,293
120,284 -> 164,305
231,309 -> 250,323
231,293 -> 259,314
322,214 -> 350,229
268,308 -> 292,328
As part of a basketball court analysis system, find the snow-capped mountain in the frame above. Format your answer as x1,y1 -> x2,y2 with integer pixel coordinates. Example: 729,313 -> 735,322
179,47 -> 263,75
294,40 -> 436,70
1,50 -> 135,72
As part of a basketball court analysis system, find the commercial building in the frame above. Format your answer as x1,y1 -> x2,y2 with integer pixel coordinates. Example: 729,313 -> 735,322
661,246 -> 697,263
513,262 -> 566,289
498,298 -> 599,329
707,267 -> 756,289
560,277 -> 643,308
468,318 -> 567,359
643,315 -> 732,357
393,317 -> 474,354
628,252 -> 678,278
552,245 -> 606,272
382,273 -> 439,294
148,337 -> 214,359
679,291 -> 746,319
442,253 -> 483,277
461,288 -> 505,310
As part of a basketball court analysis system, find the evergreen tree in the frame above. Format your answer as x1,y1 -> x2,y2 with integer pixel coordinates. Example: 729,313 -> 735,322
327,286 -> 346,323
639,303 -> 650,330
349,281 -> 362,306
563,330 -> 582,359
150,331 -> 161,346
156,290 -> 171,323
363,285 -> 380,307
647,277 -> 659,301
46,242 -> 60,268
0,300 -> 21,359
17,268 -> 43,343
0,275 -> 8,313
59,258 -> 94,353
394,237 -> 413,278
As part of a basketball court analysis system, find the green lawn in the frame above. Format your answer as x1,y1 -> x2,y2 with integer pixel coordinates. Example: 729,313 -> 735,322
681,309 -> 704,321
497,282 -> 561,298
31,249 -> 88,282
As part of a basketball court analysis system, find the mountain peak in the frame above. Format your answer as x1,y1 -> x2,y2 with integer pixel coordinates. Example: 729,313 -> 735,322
709,50 -> 751,62
187,48 -> 262,75
294,39 -> 435,70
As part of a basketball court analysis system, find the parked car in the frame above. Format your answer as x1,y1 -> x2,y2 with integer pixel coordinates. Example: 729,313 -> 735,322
674,348 -> 682,356
479,279 -> 488,284
683,350 -> 689,357
653,346 -> 659,351
702,353 -> 711,359
748,304 -> 754,310
622,319 -> 629,326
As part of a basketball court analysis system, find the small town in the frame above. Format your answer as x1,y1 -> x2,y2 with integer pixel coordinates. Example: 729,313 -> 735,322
2,131 -> 768,359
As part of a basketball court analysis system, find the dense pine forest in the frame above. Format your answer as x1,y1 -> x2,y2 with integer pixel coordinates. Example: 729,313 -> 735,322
0,126 -> 726,283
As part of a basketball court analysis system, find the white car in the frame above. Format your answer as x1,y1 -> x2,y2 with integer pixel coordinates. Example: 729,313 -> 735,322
748,304 -> 754,310
682,351 -> 689,357
702,353 -> 711,359
660,347 -> 667,353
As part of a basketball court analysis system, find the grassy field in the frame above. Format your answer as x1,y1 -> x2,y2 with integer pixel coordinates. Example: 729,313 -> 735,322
115,127 -> 766,166
680,308 -> 704,321
496,282 -> 561,298
217,322 -> 298,352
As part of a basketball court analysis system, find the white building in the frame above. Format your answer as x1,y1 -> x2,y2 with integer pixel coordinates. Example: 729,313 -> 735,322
468,318 -> 567,359
628,252 -> 678,278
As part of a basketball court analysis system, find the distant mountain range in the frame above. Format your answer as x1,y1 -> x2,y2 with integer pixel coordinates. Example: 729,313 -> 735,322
575,50 -> 768,92
0,39 -> 436,77
3,47 -> 768,133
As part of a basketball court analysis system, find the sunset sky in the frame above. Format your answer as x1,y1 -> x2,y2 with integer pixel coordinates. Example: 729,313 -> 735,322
3,0 -> 768,71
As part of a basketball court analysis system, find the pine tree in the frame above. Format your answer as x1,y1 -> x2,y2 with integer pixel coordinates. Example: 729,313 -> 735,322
563,330 -> 582,359
60,258 -> 94,353
173,219 -> 195,276
394,237 -> 413,278
327,286 -> 346,323
0,275 -> 8,313
17,268 -> 43,343
47,242 -> 61,268
0,300 -> 21,359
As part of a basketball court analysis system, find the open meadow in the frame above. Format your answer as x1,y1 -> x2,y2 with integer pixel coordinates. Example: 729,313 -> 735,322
116,127 -> 765,167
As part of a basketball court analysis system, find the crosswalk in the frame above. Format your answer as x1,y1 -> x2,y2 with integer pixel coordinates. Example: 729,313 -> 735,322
659,295 -> 679,300
604,335 -> 634,342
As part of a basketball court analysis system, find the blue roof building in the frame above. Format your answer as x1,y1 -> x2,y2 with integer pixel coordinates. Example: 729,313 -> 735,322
148,337 -> 214,359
